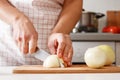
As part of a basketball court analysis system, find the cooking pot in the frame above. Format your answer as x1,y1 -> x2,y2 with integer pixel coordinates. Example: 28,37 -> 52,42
74,11 -> 105,33
72,11 -> 105,33
79,11 -> 105,28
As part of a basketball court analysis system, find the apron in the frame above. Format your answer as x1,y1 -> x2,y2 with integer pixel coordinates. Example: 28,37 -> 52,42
0,0 -> 64,66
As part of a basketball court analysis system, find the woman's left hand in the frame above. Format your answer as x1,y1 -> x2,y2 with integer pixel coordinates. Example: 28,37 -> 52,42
48,33 -> 73,66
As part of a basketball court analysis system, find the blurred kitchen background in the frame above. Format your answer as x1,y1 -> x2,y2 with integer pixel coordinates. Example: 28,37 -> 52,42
73,0 -> 120,33
71,0 -> 120,65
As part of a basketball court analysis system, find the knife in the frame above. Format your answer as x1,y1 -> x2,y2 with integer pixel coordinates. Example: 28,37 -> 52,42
33,49 -> 65,68
33,49 -> 51,61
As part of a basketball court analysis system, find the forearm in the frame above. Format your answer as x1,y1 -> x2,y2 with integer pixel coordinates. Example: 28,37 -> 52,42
52,0 -> 83,34
0,0 -> 23,25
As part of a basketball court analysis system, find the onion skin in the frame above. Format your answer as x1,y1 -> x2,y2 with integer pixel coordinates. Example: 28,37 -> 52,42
43,55 -> 65,68
84,47 -> 107,69
97,45 -> 115,65
43,55 -> 59,68
84,45 -> 115,69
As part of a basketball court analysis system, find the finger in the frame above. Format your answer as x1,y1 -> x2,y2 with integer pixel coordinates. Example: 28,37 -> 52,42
57,41 -> 66,58
48,44 -> 56,55
48,40 -> 57,55
63,45 -> 70,62
67,47 -> 73,66
49,48 -> 56,55
21,39 -> 29,54
48,43 -> 56,55
29,38 -> 37,54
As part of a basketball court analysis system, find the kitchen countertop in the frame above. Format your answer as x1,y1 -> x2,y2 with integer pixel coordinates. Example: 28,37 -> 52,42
0,66 -> 120,80
70,33 -> 120,41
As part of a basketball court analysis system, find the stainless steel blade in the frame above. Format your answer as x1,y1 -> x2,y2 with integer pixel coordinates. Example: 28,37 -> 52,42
33,49 -> 50,61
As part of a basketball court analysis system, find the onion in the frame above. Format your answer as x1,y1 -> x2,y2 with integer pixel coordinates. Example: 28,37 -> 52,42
97,45 -> 115,65
43,55 -> 64,68
84,47 -> 107,69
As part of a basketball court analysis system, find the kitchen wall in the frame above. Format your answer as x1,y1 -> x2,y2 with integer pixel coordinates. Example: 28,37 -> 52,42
83,0 -> 120,32
83,0 -> 120,13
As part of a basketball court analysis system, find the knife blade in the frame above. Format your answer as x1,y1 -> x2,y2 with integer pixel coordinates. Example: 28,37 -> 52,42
33,49 -> 51,61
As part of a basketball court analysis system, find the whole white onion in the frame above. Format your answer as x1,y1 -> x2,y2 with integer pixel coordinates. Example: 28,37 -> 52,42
97,45 -> 115,65
84,47 -> 107,69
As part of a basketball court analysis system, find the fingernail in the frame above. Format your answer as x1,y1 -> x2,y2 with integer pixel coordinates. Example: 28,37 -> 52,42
68,62 -> 72,66
69,62 -> 72,65
24,48 -> 28,54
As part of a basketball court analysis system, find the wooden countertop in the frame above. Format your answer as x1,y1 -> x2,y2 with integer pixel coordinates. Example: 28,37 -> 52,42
0,66 -> 120,80
0,67 -> 120,80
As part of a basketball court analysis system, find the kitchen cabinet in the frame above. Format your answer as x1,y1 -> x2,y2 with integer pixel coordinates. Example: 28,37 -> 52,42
72,41 -> 115,63
70,33 -> 120,65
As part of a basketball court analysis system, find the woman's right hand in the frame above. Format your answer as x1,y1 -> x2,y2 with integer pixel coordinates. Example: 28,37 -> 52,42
12,15 -> 38,54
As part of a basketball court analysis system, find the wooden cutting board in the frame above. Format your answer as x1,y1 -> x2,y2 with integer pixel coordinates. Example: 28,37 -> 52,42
13,65 -> 120,74
107,11 -> 120,26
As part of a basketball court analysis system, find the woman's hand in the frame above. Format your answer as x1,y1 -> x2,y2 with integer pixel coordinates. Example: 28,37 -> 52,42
48,0 -> 82,66
12,15 -> 38,54
48,33 -> 73,66
0,1 -> 38,54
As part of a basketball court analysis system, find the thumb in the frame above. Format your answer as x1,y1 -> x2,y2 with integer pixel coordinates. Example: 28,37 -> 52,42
48,40 -> 57,54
